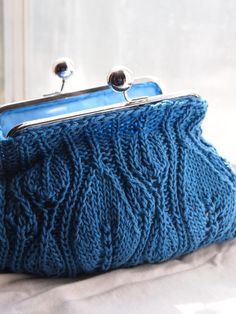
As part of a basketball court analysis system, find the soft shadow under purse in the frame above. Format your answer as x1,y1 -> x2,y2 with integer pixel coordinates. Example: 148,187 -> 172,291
0,59 -> 235,277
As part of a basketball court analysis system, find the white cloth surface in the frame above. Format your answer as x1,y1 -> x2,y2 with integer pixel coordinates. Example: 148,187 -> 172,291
0,238 -> 236,314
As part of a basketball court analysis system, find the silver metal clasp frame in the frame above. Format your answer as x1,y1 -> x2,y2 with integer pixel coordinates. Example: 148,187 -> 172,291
0,59 -> 200,138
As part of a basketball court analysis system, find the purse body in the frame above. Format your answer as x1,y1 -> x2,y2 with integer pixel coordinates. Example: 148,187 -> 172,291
0,95 -> 235,277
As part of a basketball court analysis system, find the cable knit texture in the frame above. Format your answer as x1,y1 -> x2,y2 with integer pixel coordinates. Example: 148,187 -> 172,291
0,96 -> 236,277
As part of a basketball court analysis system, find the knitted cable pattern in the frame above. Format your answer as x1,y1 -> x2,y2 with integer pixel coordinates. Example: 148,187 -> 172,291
0,96 -> 236,277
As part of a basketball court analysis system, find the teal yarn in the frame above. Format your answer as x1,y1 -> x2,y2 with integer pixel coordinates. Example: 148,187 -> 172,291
0,95 -> 236,277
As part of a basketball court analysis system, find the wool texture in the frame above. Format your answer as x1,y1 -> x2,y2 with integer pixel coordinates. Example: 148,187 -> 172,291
0,95 -> 236,277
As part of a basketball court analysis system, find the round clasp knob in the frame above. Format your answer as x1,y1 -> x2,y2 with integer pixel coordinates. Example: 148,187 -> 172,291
52,57 -> 74,92
107,66 -> 133,102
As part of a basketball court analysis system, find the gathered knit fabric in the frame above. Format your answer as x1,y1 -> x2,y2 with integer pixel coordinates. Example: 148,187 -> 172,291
0,95 -> 236,277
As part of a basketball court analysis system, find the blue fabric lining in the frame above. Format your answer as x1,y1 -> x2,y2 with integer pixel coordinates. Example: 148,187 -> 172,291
0,82 -> 162,139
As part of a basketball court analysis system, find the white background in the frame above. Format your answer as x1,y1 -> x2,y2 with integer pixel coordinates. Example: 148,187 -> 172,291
1,0 -> 236,163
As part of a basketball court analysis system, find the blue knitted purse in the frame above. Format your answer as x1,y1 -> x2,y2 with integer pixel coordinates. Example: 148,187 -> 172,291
0,82 -> 236,277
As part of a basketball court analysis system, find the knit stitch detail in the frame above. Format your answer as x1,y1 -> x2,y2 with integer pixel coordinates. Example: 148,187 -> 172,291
0,96 -> 235,277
